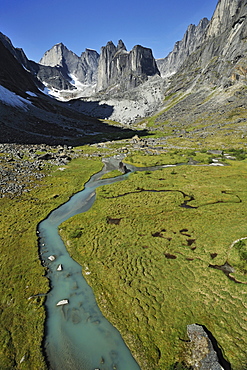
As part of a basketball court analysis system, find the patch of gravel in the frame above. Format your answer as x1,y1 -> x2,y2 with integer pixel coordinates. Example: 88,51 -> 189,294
0,143 -> 78,197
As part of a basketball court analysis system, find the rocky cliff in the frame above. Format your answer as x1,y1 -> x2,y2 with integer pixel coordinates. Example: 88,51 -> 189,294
0,35 -> 41,97
97,40 -> 160,92
39,43 -> 99,84
156,18 -> 209,77
185,324 -> 226,370
39,43 -> 99,95
165,0 -> 247,90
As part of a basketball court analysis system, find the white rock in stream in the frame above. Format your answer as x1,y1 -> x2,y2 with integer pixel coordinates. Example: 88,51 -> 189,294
56,299 -> 69,306
48,255 -> 56,261
56,264 -> 63,271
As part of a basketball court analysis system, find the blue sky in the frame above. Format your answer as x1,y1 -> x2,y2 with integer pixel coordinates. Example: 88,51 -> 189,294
1,0 -> 218,62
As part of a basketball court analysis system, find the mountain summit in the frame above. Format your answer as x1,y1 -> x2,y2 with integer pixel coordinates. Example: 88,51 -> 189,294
96,40 -> 160,91
157,18 -> 209,77
39,43 -> 99,96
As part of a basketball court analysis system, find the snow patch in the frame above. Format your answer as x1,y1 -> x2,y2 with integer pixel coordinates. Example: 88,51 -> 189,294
40,79 -> 96,101
69,73 -> 96,92
0,85 -> 32,111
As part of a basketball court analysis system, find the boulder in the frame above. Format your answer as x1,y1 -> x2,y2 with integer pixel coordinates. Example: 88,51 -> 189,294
186,324 -> 225,370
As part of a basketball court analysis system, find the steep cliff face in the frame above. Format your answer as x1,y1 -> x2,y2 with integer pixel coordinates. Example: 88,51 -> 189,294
156,18 -> 209,77
0,34 -> 43,96
202,0 -> 246,63
39,43 -> 99,94
161,0 -> 247,94
97,40 -> 160,92
80,48 -> 99,84
179,0 -> 247,88
206,0 -> 244,38
0,32 -> 30,69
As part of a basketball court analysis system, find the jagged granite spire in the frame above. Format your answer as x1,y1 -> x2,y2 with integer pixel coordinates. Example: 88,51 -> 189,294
38,43 -> 99,90
117,39 -> 127,52
97,41 -> 160,91
156,18 -> 210,77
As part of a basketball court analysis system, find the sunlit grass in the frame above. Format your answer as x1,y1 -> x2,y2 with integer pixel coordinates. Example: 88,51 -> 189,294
60,155 -> 247,369
1,144 -> 247,369
0,155 -> 102,369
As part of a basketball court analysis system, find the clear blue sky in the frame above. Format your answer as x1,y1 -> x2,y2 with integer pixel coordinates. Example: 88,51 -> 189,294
1,0 -> 218,62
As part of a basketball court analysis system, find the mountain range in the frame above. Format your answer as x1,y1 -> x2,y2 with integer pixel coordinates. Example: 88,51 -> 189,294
0,0 -> 246,145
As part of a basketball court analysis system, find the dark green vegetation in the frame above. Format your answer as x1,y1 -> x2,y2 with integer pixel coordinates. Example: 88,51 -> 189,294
60,152 -> 247,369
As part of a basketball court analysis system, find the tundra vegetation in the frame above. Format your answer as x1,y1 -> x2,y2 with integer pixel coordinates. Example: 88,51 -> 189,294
1,142 -> 247,369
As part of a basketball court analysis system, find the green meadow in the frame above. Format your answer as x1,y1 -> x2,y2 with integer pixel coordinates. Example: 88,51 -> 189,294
0,155 -> 102,369
60,152 -> 247,369
1,147 -> 247,369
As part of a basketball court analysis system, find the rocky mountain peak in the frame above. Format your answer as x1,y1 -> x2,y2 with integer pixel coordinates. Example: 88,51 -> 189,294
39,43 -> 75,68
97,41 -> 160,92
156,17 -> 210,77
206,0 -> 244,38
38,43 -> 99,96
117,39 -> 127,52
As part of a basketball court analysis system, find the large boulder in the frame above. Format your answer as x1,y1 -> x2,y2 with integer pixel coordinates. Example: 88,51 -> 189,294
186,324 -> 226,370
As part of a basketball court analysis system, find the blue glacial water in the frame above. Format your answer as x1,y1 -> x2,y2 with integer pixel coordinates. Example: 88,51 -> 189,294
38,156 -> 141,370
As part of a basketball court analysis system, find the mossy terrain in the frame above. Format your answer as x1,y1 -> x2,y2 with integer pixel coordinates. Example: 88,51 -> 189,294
59,152 -> 247,369
0,154 -> 102,369
1,142 -> 247,369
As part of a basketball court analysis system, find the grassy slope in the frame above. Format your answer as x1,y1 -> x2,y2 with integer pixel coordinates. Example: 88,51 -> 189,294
139,85 -> 247,150
59,153 -> 247,369
0,155 -> 102,369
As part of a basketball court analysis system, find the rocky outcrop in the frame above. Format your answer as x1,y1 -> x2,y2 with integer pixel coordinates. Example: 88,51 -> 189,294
156,18 -> 209,77
0,38 -> 42,97
39,43 -> 99,93
0,143 -> 78,197
186,324 -> 226,370
96,40 -> 160,92
166,0 -> 247,91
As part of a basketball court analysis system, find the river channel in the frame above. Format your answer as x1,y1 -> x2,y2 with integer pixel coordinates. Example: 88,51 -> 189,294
38,154 -> 202,369
38,154 -> 226,369
38,156 -> 144,370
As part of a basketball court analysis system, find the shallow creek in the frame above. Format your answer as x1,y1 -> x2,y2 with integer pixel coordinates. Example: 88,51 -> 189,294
38,156 -> 199,369
38,156 -> 142,370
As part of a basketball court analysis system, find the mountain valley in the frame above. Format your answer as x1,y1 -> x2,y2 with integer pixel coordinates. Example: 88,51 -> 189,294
0,0 -> 247,369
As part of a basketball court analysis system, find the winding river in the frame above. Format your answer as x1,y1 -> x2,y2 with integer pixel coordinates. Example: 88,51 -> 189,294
38,156 -> 142,370
38,155 -> 227,369
38,154 -> 211,369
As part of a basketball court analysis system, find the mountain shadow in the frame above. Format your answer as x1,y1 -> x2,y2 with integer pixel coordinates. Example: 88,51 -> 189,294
0,38 -> 149,146
0,97 -> 149,146
68,99 -> 115,120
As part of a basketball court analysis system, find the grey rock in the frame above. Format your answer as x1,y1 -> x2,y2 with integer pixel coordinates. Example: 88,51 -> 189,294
37,153 -> 54,160
175,0 -> 247,88
96,40 -> 160,92
157,18 -> 209,77
39,43 -> 99,93
186,324 -> 224,370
